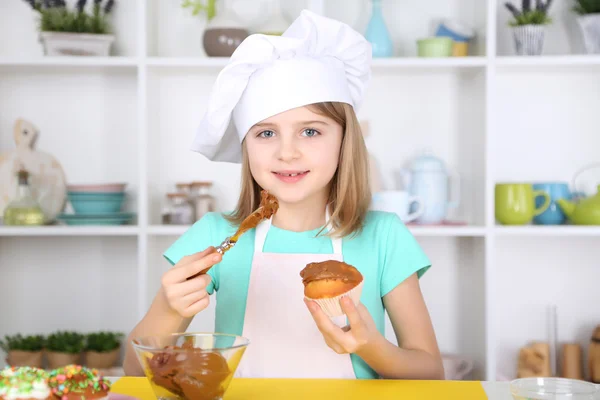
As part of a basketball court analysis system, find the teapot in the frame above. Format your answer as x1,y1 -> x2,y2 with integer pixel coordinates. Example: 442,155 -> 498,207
557,162 -> 600,225
398,148 -> 460,224
557,184 -> 600,225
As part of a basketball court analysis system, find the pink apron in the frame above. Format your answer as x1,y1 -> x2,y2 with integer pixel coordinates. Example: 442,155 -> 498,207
234,211 -> 356,379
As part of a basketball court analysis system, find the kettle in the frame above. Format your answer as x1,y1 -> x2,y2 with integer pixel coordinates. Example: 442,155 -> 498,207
398,149 -> 460,224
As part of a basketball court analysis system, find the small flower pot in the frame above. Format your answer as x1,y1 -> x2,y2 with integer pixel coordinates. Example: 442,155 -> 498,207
46,351 -> 81,369
576,13 -> 600,54
85,348 -> 120,369
512,24 -> 546,56
40,32 -> 115,56
6,350 -> 43,368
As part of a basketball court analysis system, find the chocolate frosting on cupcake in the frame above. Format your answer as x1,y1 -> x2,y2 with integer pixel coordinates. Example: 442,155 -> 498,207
300,260 -> 363,286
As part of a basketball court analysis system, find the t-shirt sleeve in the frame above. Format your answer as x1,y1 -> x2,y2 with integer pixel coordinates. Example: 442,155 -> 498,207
162,213 -> 220,295
380,213 -> 431,297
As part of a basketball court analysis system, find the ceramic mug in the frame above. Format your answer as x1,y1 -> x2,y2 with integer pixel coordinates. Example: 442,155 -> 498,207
532,182 -> 572,225
495,183 -> 551,225
371,191 -> 424,223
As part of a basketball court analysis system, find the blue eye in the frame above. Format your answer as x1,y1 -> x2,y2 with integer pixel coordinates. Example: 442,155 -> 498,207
258,130 -> 275,138
302,128 -> 319,137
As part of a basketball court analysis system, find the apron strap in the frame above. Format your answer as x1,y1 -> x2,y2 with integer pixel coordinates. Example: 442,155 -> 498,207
254,206 -> 342,255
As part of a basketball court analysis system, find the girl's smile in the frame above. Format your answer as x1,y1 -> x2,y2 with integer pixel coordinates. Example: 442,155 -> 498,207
272,170 -> 310,183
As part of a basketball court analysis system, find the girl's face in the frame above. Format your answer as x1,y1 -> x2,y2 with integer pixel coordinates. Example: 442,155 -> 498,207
245,105 -> 343,208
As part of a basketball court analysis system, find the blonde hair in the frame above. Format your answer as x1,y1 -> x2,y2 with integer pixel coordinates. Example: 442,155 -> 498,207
225,102 -> 372,238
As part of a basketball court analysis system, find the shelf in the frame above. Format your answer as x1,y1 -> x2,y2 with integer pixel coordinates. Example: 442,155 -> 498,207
146,56 -> 487,69
0,226 -> 140,237
0,57 -> 139,67
493,226 -> 600,237
495,55 -> 600,68
2,55 -> 598,70
408,226 -> 487,237
148,225 -> 487,237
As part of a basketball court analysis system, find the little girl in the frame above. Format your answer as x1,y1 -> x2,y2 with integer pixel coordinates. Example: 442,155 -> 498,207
124,10 -> 443,380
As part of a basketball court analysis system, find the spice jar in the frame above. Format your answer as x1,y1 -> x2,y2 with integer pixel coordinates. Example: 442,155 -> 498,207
175,182 -> 192,196
190,181 -> 215,219
165,193 -> 195,225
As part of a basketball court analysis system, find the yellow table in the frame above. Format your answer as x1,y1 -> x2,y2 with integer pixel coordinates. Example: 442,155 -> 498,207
111,377 -> 489,399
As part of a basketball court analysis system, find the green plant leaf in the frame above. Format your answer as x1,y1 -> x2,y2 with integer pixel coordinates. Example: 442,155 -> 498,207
573,0 -> 600,14
35,1 -> 113,34
85,331 -> 124,352
0,334 -> 45,352
46,331 -> 86,354
181,0 -> 216,20
508,9 -> 553,25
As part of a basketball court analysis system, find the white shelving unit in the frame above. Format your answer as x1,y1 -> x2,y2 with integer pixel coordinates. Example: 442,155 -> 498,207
1,0 -> 598,382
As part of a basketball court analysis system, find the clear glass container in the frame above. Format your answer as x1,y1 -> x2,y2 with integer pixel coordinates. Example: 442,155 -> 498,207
165,193 -> 195,225
131,333 -> 249,400
3,169 -> 45,226
510,377 -> 599,400
190,181 -> 215,219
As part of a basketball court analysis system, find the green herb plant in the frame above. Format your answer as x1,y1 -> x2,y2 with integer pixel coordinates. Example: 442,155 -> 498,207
0,334 -> 45,352
85,332 -> 124,353
573,0 -> 600,14
46,331 -> 86,354
505,0 -> 554,26
22,0 -> 116,34
181,0 -> 216,21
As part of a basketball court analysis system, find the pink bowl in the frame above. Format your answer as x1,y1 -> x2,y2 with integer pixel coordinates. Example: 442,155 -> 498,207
67,183 -> 127,193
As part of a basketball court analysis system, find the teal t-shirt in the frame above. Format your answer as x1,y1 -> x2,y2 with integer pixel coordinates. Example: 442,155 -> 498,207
163,210 -> 431,379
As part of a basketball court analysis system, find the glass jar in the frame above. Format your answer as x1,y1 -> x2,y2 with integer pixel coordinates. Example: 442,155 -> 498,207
3,169 -> 45,226
175,182 -> 192,196
165,193 -> 195,225
190,181 -> 215,219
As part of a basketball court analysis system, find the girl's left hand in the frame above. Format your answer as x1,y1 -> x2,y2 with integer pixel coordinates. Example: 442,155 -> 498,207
305,296 -> 379,355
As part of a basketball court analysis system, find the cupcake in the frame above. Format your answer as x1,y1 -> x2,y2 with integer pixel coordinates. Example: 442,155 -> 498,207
0,366 -> 51,400
47,365 -> 110,400
300,260 -> 364,317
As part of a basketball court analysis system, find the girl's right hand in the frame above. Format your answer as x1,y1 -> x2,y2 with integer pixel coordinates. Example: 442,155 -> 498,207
161,246 -> 222,318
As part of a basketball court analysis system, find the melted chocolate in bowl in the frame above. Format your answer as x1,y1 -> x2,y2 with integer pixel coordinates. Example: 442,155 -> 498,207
132,333 -> 249,400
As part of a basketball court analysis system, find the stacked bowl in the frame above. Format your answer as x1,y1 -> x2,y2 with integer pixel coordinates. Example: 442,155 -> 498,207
58,183 -> 135,225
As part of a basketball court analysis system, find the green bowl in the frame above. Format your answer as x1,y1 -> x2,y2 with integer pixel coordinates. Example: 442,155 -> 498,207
417,37 -> 453,57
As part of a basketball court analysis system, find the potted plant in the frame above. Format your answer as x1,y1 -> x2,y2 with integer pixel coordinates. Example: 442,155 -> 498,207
181,0 -> 249,57
45,331 -> 85,368
84,331 -> 124,369
22,0 -> 117,57
573,0 -> 600,53
505,0 -> 554,55
0,334 -> 45,368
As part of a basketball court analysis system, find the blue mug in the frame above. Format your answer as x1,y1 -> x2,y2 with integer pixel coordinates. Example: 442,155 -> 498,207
435,19 -> 474,42
532,182 -> 572,225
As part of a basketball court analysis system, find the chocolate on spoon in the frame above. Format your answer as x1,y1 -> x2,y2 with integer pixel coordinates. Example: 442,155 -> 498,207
187,190 -> 278,279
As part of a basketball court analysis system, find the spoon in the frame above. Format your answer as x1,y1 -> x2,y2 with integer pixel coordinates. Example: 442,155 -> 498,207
187,190 -> 278,279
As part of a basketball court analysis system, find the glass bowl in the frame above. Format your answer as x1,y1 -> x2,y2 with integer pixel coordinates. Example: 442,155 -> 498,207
132,332 -> 250,400
510,377 -> 600,400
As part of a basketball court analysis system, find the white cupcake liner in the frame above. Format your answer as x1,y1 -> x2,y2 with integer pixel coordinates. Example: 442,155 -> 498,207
306,281 -> 363,318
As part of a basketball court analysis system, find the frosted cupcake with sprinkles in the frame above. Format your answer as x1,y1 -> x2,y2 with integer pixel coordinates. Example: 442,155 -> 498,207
0,366 -> 51,400
47,365 -> 110,400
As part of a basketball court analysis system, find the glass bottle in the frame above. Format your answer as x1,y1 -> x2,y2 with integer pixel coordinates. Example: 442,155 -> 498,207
3,169 -> 45,226
190,181 -> 215,219
365,0 -> 393,58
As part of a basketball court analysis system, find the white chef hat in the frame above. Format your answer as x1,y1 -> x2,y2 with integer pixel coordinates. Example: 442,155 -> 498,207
190,9 -> 372,163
